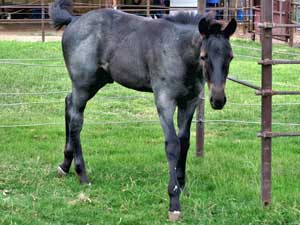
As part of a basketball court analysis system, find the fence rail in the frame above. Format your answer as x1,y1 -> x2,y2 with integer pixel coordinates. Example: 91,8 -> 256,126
0,1 -> 288,43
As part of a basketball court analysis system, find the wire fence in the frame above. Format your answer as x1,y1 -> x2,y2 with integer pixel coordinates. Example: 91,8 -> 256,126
2,95 -> 300,107
1,45 -> 300,129
0,43 -> 298,67
1,119 -> 300,129
0,58 -> 63,61
232,44 -> 300,58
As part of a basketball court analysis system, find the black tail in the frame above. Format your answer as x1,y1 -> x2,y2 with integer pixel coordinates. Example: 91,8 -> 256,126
49,0 -> 75,30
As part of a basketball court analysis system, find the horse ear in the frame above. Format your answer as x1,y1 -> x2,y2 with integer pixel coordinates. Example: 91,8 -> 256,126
198,17 -> 209,36
223,18 -> 237,39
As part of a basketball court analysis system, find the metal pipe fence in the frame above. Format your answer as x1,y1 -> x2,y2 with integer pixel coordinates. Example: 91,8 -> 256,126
0,1 -> 290,43
195,0 -> 300,207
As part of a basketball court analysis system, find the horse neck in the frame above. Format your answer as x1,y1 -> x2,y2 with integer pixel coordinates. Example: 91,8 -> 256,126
176,27 -> 201,65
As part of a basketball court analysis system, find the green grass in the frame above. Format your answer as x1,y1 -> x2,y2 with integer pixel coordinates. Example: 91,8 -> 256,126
1,39 -> 300,225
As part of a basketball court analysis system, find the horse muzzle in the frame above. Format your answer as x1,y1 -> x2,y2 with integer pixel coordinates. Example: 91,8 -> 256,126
209,85 -> 227,110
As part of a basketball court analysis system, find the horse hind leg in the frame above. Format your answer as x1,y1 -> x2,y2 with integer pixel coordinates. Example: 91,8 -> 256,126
58,71 -> 109,184
57,93 -> 73,176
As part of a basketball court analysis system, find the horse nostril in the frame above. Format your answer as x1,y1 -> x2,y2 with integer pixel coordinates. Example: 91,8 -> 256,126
210,97 -> 225,110
214,100 -> 223,108
224,96 -> 227,105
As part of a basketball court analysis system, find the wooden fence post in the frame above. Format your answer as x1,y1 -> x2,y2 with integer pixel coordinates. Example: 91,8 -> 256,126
196,90 -> 205,157
146,0 -> 150,17
41,0 -> 45,42
196,0 -> 206,157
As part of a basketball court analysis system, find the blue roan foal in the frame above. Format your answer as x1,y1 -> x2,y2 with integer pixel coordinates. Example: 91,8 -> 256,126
49,0 -> 236,221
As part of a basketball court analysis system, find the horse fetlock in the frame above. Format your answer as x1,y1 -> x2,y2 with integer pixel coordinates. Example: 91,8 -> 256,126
169,194 -> 181,212
74,163 -> 90,184
74,163 -> 84,175
168,183 -> 181,197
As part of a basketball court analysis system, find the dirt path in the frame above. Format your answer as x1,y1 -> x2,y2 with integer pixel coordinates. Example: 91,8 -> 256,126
0,24 -> 63,42
0,34 -> 62,42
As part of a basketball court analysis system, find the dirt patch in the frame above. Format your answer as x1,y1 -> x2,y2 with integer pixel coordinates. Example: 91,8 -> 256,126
0,34 -> 62,42
0,24 -> 63,42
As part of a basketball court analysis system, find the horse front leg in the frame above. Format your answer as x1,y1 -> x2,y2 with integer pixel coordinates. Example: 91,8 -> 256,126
155,93 -> 181,221
176,98 -> 199,192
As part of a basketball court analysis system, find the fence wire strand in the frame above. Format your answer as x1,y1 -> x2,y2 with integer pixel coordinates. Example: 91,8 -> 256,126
2,97 -> 300,107
1,119 -> 300,128
232,44 -> 300,58
0,58 -> 63,61
0,61 -> 65,67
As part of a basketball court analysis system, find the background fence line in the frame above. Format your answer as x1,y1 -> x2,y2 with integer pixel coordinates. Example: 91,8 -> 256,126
0,52 -> 298,67
1,46 -> 299,129
2,78 -> 300,96
2,99 -> 300,107
1,119 -> 300,129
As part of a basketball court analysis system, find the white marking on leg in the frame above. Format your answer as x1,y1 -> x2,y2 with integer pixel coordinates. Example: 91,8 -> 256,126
173,185 -> 178,192
171,211 -> 181,214
57,166 -> 67,176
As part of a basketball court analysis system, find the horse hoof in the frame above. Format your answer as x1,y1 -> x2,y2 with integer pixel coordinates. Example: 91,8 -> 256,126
57,166 -> 68,177
81,181 -> 92,186
80,178 -> 91,186
168,211 -> 181,222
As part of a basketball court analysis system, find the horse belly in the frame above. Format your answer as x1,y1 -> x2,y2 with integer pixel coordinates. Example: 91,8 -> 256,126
112,70 -> 152,92
109,59 -> 152,92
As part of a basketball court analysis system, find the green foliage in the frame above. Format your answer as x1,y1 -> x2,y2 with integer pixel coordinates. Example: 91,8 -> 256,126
1,40 -> 300,224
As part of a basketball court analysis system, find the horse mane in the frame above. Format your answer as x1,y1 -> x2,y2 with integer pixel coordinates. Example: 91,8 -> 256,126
163,12 -> 203,25
163,12 -> 223,34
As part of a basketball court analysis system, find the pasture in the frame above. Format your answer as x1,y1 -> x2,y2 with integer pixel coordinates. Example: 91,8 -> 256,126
1,39 -> 300,224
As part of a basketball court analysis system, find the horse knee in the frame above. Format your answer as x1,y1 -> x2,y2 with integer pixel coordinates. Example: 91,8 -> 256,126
65,93 -> 72,104
179,137 -> 190,152
69,115 -> 83,137
165,138 -> 180,161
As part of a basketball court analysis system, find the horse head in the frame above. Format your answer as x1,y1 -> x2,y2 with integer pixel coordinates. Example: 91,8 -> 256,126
198,17 -> 237,110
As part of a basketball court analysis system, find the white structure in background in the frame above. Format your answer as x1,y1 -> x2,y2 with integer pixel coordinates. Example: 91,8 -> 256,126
170,0 -> 198,14
170,0 -> 197,7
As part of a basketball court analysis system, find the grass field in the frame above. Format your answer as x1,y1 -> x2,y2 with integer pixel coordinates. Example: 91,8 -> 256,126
1,39 -> 300,225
